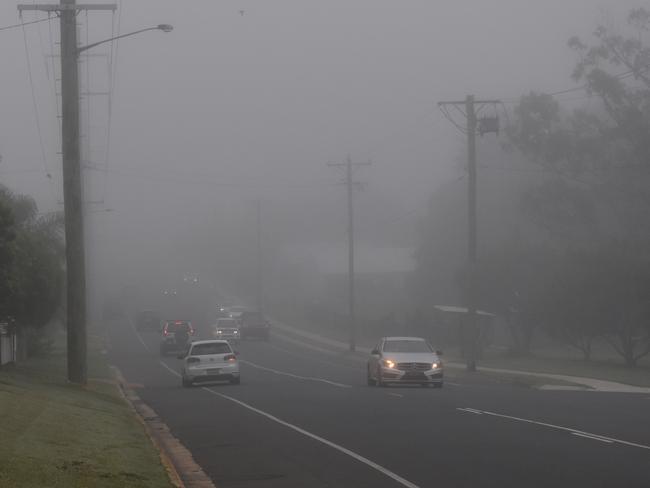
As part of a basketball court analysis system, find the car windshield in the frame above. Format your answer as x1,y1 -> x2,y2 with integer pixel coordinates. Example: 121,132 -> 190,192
191,343 -> 232,355
217,320 -> 237,327
383,340 -> 432,353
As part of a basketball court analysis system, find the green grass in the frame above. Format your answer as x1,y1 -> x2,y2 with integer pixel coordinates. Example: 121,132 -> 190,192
0,333 -> 173,488
444,348 -> 650,387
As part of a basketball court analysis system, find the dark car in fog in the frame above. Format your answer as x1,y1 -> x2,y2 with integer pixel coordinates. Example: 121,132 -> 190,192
239,311 -> 270,341
136,310 -> 161,332
160,320 -> 195,355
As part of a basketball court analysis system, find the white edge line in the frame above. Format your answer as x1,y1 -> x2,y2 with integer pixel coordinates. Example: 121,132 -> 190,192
457,408 -> 482,415
201,386 -> 420,488
571,432 -> 614,444
472,408 -> 650,451
240,359 -> 352,389
147,327 -> 420,488
127,313 -> 151,352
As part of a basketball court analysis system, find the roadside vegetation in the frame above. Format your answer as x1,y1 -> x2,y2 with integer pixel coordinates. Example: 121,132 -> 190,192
0,334 -> 174,488
414,8 -> 650,369
0,184 -> 64,359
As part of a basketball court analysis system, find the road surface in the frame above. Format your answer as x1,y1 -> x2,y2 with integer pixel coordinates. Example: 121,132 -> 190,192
107,312 -> 650,487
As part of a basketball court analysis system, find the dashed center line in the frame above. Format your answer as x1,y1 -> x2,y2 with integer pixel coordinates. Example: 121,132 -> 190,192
457,407 -> 650,450
240,359 -> 352,389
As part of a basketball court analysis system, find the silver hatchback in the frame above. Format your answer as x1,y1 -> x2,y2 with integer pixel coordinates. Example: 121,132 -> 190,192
367,336 -> 443,388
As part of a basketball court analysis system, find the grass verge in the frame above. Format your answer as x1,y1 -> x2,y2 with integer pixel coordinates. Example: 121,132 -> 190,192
0,332 -> 174,488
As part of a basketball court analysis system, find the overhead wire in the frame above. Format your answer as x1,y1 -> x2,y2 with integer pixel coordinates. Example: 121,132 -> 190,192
20,13 -> 56,205
0,16 -> 50,32
102,0 -> 123,205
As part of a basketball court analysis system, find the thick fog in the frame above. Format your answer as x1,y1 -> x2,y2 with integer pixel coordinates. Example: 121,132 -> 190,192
0,0 -> 642,315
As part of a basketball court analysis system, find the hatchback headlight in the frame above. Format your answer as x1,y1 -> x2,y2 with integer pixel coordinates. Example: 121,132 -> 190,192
432,362 -> 442,369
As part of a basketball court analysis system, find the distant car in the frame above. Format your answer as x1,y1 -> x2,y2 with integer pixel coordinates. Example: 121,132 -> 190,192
160,320 -> 195,356
136,310 -> 160,332
162,289 -> 178,297
179,340 -> 240,387
226,306 -> 247,319
239,311 -> 270,341
212,318 -> 240,343
367,336 -> 443,388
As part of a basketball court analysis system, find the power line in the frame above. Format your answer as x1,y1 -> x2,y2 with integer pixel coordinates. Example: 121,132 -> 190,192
0,16 -> 49,32
20,15 -> 56,204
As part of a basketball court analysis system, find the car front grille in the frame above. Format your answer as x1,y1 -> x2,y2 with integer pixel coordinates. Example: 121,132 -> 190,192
396,362 -> 430,372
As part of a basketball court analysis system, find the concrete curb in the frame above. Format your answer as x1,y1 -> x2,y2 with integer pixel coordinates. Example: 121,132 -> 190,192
111,366 -> 217,488
270,318 -> 650,393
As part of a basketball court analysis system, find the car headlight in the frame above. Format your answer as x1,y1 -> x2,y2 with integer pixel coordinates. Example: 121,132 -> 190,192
234,330 -> 239,334
381,359 -> 395,369
432,362 -> 442,369
216,330 -> 222,334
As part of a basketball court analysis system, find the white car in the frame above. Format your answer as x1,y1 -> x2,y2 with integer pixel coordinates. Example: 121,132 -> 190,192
367,336 -> 443,388
179,340 -> 240,387
212,318 -> 241,343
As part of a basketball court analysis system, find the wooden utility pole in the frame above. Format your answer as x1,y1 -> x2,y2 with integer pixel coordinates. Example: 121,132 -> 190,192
438,96 -> 500,372
256,198 -> 263,313
328,156 -> 371,352
18,1 -> 117,385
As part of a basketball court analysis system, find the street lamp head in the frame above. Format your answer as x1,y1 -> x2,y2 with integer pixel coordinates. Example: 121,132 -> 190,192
157,24 -> 174,33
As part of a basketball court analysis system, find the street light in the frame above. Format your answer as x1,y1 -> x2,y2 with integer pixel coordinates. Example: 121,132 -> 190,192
78,24 -> 174,54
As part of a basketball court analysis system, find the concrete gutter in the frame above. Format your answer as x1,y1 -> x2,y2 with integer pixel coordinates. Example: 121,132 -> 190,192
111,366 -> 216,488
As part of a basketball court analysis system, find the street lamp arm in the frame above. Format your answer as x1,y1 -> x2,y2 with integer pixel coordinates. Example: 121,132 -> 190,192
77,24 -> 173,54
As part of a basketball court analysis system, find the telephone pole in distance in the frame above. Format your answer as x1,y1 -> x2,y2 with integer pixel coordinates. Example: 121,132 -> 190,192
328,156 -> 371,352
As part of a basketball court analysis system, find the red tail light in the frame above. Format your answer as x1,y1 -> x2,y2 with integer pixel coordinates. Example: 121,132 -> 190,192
224,354 -> 237,362
187,357 -> 200,364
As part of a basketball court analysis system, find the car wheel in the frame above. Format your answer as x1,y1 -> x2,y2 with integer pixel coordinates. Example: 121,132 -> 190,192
433,382 -> 443,389
367,367 -> 376,386
376,368 -> 386,387
229,376 -> 241,385
182,376 -> 192,388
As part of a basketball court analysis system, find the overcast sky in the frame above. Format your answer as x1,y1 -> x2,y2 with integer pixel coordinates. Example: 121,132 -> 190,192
0,0 -> 643,284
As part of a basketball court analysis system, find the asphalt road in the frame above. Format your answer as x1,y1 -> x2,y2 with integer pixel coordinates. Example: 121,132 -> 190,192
107,313 -> 650,488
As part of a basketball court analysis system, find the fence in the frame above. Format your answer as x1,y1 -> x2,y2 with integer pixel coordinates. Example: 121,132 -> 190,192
0,321 -> 16,366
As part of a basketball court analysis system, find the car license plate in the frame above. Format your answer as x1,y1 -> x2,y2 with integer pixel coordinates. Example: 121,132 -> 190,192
207,368 -> 221,375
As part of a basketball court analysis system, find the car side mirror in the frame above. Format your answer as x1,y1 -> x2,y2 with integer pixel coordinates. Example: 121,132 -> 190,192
436,350 -> 443,356
371,349 -> 380,356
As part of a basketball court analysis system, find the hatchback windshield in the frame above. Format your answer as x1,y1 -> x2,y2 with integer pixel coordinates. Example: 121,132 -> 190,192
191,342 -> 232,356
383,340 -> 432,353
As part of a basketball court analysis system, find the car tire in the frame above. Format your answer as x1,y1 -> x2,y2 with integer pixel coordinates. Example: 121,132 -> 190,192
182,376 -> 192,388
420,383 -> 429,388
433,382 -> 443,389
376,368 -> 386,387
367,367 -> 376,386
230,376 -> 241,385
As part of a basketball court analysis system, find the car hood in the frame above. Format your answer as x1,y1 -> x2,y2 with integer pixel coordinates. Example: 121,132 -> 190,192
381,352 -> 440,363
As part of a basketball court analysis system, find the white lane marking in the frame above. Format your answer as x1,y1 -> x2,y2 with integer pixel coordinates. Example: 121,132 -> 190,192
571,432 -> 614,444
151,326 -> 420,487
388,393 -> 404,398
459,408 -> 650,451
127,313 -> 151,352
240,359 -> 352,389
201,386 -> 420,488
160,360 -> 182,378
457,408 -> 482,415
267,342 -> 361,372
272,330 -> 348,357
